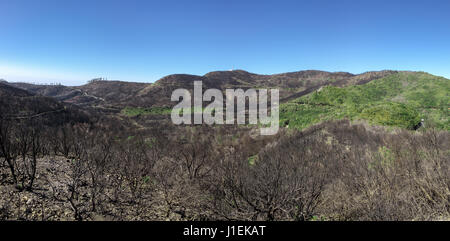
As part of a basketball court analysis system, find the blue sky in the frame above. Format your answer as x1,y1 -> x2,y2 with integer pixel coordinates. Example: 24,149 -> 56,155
1,0 -> 449,85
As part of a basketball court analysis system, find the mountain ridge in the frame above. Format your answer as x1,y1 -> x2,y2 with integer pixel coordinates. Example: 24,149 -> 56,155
0,69 -> 448,131
3,69 -> 403,107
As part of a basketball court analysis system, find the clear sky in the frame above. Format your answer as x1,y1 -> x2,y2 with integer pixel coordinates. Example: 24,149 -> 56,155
1,0 -> 449,85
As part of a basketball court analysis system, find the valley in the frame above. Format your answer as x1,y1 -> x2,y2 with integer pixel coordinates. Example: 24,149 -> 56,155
0,69 -> 448,221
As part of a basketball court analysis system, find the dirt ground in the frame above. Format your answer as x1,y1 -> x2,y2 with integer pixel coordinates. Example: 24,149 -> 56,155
0,156 -> 187,221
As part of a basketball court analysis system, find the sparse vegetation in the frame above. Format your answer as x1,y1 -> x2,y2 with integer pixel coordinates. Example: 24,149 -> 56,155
0,70 -> 449,221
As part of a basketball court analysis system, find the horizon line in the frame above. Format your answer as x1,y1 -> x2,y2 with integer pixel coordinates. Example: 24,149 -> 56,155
2,68 -> 449,86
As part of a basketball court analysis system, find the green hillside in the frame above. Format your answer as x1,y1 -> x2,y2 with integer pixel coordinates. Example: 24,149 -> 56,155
121,106 -> 172,117
280,72 -> 450,130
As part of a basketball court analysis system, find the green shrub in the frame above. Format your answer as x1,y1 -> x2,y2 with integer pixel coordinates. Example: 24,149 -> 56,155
281,72 -> 448,130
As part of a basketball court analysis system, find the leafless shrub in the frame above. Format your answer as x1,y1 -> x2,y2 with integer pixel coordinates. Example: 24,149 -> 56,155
0,118 -> 19,186
0,117 -> 45,191
109,134 -> 162,207
1,114 -> 448,221
321,125 -> 449,221
210,128 -> 343,221
50,123 -> 75,157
